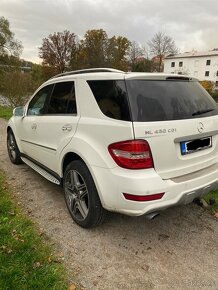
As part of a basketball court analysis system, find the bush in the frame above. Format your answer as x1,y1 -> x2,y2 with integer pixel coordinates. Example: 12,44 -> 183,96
0,71 -> 35,107
210,91 -> 218,102
199,80 -> 213,94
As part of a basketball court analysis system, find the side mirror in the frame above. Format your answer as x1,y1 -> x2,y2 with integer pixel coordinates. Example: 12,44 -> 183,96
13,106 -> 24,117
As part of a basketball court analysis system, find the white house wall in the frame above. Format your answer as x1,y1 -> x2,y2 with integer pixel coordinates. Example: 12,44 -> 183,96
164,55 -> 218,83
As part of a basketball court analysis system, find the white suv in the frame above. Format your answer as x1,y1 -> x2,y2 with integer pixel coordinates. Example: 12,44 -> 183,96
7,68 -> 218,228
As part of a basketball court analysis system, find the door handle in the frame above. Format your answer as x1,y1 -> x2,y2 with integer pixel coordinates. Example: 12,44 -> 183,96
62,125 -> 72,132
31,123 -> 37,130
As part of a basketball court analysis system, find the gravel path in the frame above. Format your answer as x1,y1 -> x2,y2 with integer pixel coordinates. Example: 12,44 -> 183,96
0,118 -> 218,290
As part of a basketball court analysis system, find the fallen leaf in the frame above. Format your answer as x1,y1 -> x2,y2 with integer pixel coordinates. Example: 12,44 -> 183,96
34,261 -> 41,268
69,283 -> 76,290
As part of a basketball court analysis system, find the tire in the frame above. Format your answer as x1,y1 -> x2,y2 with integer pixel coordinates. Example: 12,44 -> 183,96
63,160 -> 106,228
7,130 -> 22,165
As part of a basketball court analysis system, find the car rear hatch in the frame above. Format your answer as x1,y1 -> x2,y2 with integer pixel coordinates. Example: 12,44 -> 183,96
125,75 -> 218,179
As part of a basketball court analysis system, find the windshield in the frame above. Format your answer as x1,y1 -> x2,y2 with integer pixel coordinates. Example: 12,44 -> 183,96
126,80 -> 218,122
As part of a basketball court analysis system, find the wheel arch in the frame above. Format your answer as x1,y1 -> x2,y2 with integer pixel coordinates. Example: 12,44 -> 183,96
61,151 -> 107,208
7,125 -> 12,132
7,125 -> 22,150
62,152 -> 84,176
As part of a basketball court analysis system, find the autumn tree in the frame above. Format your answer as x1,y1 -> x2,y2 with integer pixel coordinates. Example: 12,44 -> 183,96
128,41 -> 144,68
31,64 -> 58,86
75,29 -> 131,70
41,29 -> 131,72
107,36 -> 131,71
0,16 -> 22,58
39,30 -> 78,73
79,29 -> 108,68
148,31 -> 178,72
0,16 -> 22,68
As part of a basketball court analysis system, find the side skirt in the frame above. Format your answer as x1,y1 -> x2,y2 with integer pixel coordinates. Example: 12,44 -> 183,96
20,154 -> 62,186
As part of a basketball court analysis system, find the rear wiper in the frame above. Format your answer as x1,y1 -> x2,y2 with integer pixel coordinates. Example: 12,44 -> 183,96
192,108 -> 215,116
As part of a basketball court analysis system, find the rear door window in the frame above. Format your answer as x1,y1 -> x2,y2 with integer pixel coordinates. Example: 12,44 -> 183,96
88,80 -> 131,121
126,80 -> 218,122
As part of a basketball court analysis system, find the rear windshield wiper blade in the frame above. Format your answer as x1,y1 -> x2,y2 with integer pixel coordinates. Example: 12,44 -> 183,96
192,108 -> 215,116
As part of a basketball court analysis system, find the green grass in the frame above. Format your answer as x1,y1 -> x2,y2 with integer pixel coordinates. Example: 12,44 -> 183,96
204,190 -> 218,214
0,172 -> 69,290
0,106 -> 13,120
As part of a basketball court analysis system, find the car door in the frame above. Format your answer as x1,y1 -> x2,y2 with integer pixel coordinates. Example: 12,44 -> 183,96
20,80 -> 80,173
17,83 -> 54,158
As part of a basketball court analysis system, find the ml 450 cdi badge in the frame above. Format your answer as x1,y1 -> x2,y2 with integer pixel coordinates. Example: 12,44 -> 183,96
7,68 -> 218,228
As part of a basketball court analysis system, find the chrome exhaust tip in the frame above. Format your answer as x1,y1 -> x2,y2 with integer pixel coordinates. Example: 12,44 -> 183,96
146,212 -> 160,220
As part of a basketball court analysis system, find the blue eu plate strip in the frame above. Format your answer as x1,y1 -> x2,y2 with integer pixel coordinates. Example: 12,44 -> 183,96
181,142 -> 186,155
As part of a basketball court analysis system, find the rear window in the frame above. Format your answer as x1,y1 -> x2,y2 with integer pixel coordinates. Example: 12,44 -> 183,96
126,80 -> 218,122
88,80 -> 131,121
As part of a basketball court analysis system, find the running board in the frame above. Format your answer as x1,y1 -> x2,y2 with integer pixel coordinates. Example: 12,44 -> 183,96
21,157 -> 61,185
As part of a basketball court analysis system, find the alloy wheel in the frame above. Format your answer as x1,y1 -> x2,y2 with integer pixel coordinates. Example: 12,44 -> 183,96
64,169 -> 89,221
7,133 -> 16,161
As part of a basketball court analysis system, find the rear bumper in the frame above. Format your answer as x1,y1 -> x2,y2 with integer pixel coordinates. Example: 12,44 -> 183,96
91,163 -> 218,216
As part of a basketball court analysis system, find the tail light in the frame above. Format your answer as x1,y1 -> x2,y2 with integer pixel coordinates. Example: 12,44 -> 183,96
108,139 -> 153,169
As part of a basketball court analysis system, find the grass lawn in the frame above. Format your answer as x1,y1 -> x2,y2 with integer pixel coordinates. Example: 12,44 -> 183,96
204,190 -> 218,214
0,172 -> 69,290
0,106 -> 13,120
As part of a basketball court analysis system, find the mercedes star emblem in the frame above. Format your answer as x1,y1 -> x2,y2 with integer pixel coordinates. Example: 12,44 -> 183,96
197,122 -> 204,133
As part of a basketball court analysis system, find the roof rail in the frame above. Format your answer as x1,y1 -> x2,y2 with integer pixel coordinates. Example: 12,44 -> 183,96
50,68 -> 124,79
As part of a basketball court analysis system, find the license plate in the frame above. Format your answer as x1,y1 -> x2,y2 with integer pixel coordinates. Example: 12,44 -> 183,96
180,137 -> 212,155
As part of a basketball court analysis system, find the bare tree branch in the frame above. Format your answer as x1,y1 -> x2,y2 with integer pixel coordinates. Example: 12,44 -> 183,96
148,31 -> 178,72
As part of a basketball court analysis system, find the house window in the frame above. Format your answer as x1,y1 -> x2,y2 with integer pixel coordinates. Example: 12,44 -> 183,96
206,60 -> 211,65
215,81 -> 218,87
179,61 -> 183,67
216,71 -> 218,76
171,62 -> 175,67
205,71 -> 209,77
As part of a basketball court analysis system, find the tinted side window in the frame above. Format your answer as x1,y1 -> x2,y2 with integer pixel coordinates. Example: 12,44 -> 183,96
27,84 -> 53,116
88,80 -> 131,121
47,81 -> 76,114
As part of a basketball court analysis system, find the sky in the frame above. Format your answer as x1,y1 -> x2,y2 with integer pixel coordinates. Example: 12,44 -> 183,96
1,0 -> 218,63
